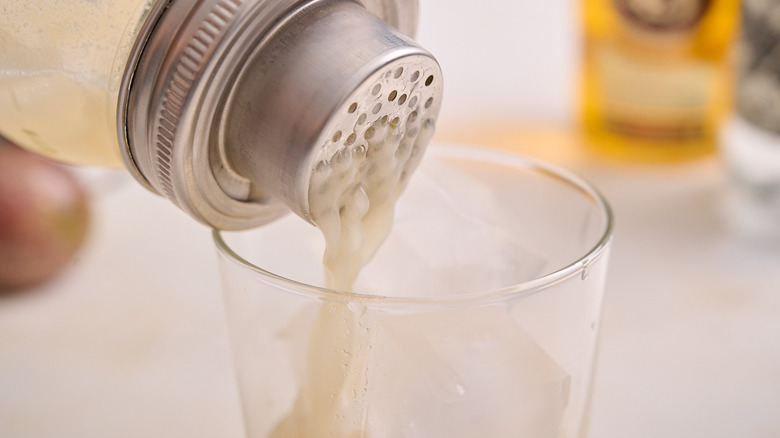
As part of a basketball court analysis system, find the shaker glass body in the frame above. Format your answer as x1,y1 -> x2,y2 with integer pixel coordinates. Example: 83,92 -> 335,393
0,0 -> 155,167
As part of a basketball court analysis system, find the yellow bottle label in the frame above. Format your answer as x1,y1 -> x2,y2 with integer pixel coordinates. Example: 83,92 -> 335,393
580,0 -> 739,160
597,45 -> 713,139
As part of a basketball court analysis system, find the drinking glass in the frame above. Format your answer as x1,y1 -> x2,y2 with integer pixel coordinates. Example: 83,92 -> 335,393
214,144 -> 613,438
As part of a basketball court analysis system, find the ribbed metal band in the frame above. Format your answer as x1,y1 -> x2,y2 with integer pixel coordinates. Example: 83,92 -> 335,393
118,0 -> 422,229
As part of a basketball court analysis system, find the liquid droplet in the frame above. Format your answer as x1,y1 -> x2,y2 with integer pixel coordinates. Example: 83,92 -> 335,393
348,301 -> 367,317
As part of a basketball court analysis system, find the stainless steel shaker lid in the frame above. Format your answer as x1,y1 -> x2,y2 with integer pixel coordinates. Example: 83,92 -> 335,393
118,0 -> 442,230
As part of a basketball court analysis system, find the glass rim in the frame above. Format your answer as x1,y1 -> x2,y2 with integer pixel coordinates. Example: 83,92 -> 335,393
213,144 -> 614,306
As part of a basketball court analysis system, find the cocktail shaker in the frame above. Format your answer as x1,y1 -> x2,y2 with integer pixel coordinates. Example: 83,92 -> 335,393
0,0 -> 442,229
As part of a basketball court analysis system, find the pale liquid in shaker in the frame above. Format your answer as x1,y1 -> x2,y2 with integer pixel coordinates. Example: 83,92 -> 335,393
0,0 -> 155,167
270,112 -> 435,436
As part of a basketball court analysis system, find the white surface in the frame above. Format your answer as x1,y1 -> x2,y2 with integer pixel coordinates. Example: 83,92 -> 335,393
581,158 -> 780,438
0,172 -> 244,437
416,0 -> 579,125
2,1 -> 780,437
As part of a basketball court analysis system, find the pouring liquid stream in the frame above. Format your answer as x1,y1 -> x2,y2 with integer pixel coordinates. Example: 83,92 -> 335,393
270,106 -> 435,436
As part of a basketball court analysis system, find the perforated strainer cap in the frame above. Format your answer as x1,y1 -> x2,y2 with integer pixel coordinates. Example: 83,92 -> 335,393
118,0 -> 442,230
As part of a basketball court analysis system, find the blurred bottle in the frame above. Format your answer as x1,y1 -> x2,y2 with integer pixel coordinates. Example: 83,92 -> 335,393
580,0 -> 739,161
721,0 -> 780,233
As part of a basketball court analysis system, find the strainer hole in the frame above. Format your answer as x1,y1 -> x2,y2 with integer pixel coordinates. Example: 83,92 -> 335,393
408,96 -> 418,108
388,90 -> 398,101
390,116 -> 400,128
425,75 -> 434,86
424,97 -> 434,109
372,103 -> 382,114
371,84 -> 381,95
398,94 -> 407,105
345,133 -> 357,146
364,126 -> 376,140
332,130 -> 342,142
394,67 -> 404,79
354,144 -> 367,158
348,102 -> 358,113
380,115 -> 389,125
357,113 -> 367,124
410,71 -> 420,82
